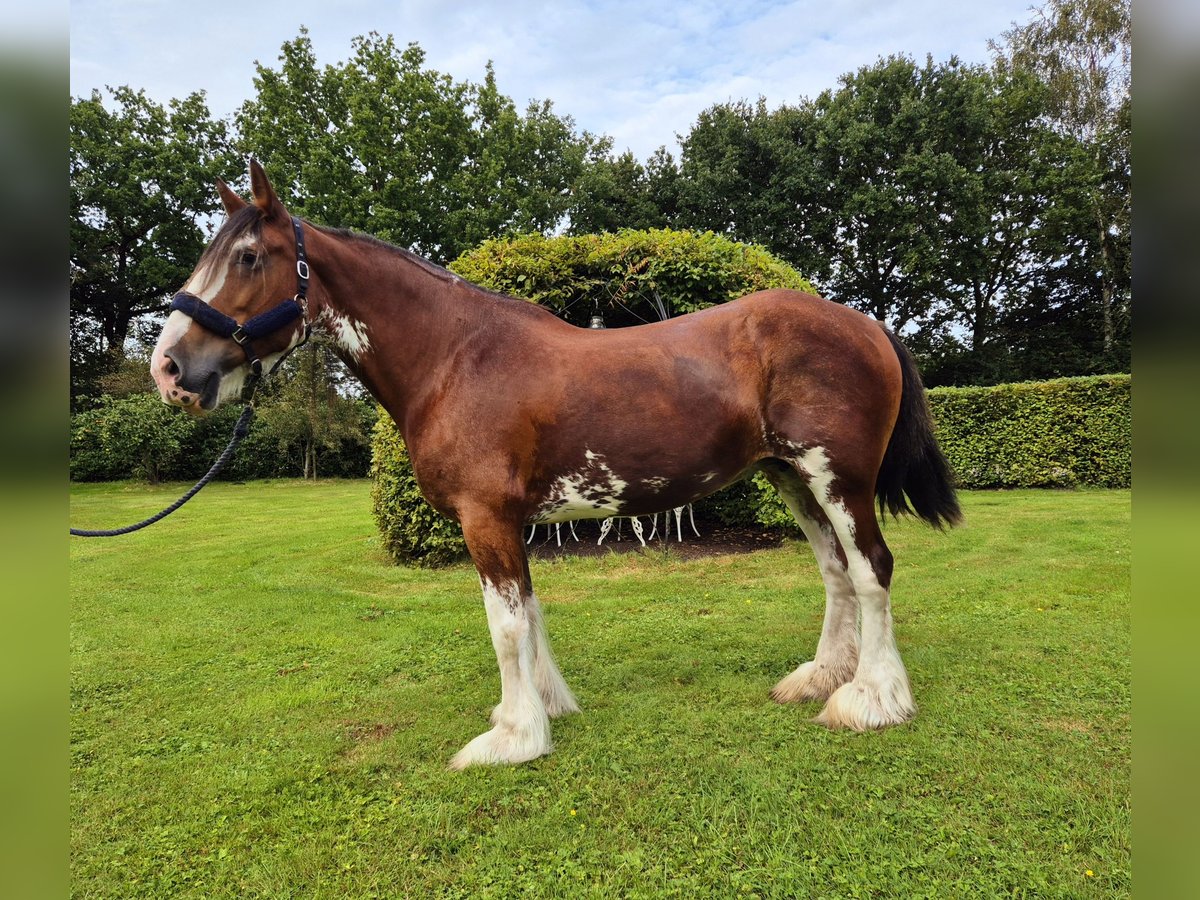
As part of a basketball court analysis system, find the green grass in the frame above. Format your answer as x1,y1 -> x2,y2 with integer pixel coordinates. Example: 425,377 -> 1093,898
71,481 -> 1130,898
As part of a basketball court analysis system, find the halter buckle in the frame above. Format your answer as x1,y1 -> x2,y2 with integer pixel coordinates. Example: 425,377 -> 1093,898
296,259 -> 310,280
231,326 -> 250,346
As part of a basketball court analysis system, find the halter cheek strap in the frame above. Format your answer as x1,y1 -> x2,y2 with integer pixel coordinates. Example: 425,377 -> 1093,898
169,216 -> 312,377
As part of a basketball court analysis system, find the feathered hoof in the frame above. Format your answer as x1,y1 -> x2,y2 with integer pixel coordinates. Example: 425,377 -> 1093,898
813,676 -> 916,731
770,658 -> 856,704
449,722 -> 552,770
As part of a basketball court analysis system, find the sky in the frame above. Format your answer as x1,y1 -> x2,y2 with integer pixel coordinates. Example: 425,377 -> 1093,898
70,0 -> 1040,161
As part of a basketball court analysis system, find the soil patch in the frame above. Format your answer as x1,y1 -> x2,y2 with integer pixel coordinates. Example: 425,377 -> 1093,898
527,518 -> 788,560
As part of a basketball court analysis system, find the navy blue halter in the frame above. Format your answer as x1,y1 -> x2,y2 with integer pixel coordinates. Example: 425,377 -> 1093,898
169,215 -> 312,376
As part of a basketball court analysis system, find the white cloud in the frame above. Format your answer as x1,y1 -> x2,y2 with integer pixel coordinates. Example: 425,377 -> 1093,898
70,0 -> 1035,159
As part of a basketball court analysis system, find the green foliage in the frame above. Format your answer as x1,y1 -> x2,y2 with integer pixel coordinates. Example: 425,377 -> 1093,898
237,31 -> 598,264
370,413 -> 467,566
672,48 -> 1131,385
449,228 -> 814,328
929,374 -> 1130,488
70,393 -> 376,483
255,340 -> 370,479
70,86 -> 239,405
69,393 -> 197,484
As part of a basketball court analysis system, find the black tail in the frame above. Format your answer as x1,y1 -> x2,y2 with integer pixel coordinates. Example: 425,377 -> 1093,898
875,329 -> 962,529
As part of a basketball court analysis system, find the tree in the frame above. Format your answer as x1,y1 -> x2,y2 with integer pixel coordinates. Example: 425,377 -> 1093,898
671,56 -> 1108,384
991,0 -> 1131,360
677,99 -> 830,283
237,30 -> 599,263
254,338 -> 369,479
70,87 -> 238,403
568,146 -> 680,234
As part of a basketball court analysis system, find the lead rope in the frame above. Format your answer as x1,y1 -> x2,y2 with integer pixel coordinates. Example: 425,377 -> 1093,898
69,403 -> 257,537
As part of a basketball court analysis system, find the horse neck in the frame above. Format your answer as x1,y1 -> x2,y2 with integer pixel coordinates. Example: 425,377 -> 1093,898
301,227 -> 503,433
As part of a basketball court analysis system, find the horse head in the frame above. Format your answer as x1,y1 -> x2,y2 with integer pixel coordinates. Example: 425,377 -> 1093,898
151,161 -> 310,412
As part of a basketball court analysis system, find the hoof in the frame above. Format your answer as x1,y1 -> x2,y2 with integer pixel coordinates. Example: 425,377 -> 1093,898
449,723 -> 552,770
770,658 -> 856,704
813,676 -> 916,731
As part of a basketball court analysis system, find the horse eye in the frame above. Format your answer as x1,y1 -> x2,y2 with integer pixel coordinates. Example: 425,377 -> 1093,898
239,250 -> 259,267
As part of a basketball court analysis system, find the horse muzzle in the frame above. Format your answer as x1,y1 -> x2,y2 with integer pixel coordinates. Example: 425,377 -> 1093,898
151,341 -> 223,412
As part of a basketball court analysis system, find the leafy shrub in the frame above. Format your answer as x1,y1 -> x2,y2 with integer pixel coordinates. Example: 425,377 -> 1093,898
449,229 -> 815,327
929,375 -> 1131,488
369,229 -> 813,564
370,413 -> 468,566
70,394 -> 198,483
70,394 -> 377,483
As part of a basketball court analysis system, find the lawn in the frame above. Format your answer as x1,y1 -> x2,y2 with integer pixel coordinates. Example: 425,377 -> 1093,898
70,481 -> 1130,898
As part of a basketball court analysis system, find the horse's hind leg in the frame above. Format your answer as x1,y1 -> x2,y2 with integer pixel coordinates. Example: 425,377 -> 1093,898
759,461 -> 859,702
785,448 -> 917,730
450,513 -> 554,769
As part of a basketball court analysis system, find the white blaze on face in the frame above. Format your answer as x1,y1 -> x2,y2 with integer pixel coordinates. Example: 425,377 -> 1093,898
150,310 -> 196,401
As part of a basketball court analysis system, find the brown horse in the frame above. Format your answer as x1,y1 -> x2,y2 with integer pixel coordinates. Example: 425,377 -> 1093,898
151,162 -> 960,769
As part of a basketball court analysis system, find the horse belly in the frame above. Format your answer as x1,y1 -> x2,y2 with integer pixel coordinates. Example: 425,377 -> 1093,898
528,425 -> 758,525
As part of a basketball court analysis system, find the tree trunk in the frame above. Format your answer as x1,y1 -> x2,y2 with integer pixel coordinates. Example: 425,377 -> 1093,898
303,443 -> 317,480
1098,216 -> 1115,354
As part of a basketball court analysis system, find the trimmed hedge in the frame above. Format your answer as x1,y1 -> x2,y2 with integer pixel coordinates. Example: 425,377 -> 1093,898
928,374 -> 1131,489
369,411 -> 799,567
370,229 -> 813,565
448,229 -> 815,327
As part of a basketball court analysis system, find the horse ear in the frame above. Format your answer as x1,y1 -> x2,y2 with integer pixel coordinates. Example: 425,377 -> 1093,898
215,178 -> 248,216
248,159 -> 287,220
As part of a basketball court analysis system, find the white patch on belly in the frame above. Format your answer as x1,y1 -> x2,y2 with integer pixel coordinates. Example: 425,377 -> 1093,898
701,471 -> 719,483
533,450 -> 628,523
317,308 -> 371,361
642,476 -> 669,491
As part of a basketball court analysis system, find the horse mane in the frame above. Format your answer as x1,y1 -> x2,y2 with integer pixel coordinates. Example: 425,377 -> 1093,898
313,223 -> 558,320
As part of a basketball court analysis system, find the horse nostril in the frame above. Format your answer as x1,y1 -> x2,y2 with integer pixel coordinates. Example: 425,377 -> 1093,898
165,358 -> 180,378
180,396 -> 192,406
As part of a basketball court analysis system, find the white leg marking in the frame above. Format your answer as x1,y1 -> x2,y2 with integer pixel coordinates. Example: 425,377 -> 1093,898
450,580 -> 552,769
793,448 -> 916,729
527,593 -> 579,719
766,471 -> 859,703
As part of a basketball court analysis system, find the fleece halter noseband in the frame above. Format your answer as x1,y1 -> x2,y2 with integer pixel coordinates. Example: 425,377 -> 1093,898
168,215 -> 312,378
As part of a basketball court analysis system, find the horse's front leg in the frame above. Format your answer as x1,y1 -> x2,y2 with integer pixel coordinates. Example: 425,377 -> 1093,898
450,514 -> 554,769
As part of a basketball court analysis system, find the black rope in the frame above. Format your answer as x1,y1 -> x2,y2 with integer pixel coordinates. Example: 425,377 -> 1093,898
69,405 -> 255,538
